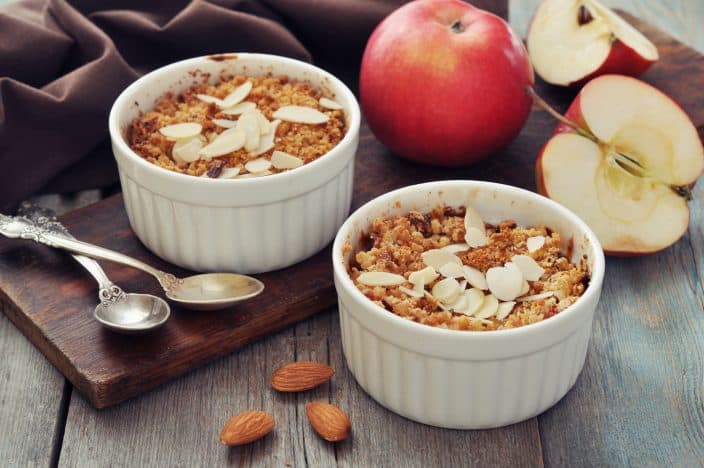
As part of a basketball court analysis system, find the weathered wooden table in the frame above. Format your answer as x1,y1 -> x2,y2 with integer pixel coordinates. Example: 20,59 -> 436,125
2,1 -> 703,466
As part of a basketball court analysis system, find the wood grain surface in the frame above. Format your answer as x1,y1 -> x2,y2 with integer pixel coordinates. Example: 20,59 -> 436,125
1,3 -> 704,467
0,198 -> 339,409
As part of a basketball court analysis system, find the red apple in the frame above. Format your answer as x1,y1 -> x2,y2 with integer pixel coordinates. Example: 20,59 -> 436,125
360,0 -> 534,166
527,0 -> 658,87
535,75 -> 704,255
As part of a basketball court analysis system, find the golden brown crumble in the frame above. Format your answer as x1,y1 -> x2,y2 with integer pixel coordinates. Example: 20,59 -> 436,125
127,74 -> 346,177
348,206 -> 589,331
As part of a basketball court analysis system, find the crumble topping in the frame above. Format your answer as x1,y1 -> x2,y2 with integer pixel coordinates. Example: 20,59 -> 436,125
347,205 -> 589,331
127,74 -> 346,178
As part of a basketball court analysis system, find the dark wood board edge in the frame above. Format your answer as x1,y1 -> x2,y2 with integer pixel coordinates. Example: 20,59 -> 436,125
90,286 -> 337,409
0,246 -> 336,409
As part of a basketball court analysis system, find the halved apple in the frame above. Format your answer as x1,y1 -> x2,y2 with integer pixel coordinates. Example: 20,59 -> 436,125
535,75 -> 704,254
527,0 -> 658,87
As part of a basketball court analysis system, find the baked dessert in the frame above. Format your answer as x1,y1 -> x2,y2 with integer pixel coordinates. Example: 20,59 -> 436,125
127,74 -> 346,178
347,204 -> 590,331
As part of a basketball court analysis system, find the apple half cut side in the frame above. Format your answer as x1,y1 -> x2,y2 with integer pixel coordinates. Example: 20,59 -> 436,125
535,75 -> 704,255
527,0 -> 658,87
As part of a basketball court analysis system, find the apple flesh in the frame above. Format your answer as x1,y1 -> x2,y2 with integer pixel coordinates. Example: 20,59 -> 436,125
536,75 -> 704,255
360,0 -> 534,166
527,0 -> 658,87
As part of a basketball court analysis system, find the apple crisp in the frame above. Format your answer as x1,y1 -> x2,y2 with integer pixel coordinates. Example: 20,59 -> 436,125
347,205 -> 589,331
127,74 -> 346,179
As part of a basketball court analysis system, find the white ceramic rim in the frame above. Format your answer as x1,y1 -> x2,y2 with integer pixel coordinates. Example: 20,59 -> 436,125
108,53 -> 361,195
333,180 -> 606,344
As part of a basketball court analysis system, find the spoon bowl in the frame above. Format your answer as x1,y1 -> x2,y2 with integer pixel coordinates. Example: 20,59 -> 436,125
167,273 -> 265,311
94,293 -> 170,334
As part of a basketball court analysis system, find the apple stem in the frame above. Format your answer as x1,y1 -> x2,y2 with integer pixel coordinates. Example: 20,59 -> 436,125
673,185 -> 693,201
450,20 -> 465,33
524,86 -> 596,141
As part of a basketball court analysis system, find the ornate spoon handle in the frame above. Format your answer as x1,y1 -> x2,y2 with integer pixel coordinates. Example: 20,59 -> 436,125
16,203 -> 125,305
0,212 -> 180,293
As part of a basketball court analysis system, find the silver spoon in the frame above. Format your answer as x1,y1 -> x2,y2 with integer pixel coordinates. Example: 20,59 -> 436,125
0,213 -> 264,311
16,203 -> 170,334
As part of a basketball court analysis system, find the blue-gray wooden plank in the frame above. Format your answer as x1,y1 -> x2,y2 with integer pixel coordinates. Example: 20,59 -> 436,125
509,0 -> 704,465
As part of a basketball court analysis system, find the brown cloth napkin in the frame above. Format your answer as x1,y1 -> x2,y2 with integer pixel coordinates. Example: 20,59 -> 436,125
0,0 -> 506,211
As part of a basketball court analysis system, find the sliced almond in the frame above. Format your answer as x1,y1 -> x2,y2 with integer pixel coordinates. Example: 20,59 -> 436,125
474,294 -> 499,319
244,157 -> 272,174
357,271 -> 405,287
199,128 -> 245,158
462,265 -> 488,290
465,227 -> 488,248
319,97 -> 343,110
527,236 -> 546,253
211,118 -> 238,129
220,81 -> 253,108
496,301 -> 516,320
441,243 -> 469,254
196,94 -> 223,106
159,122 -> 202,140
486,264 -> 523,301
421,249 -> 462,270
237,111 -> 261,152
432,277 -> 461,303
222,101 -> 257,115
218,167 -> 241,179
408,266 -> 438,285
464,205 -> 485,231
237,170 -> 272,179
449,293 -> 468,312
413,280 -> 425,294
460,288 -> 485,316
271,150 -> 304,170
399,285 -> 424,298
511,255 -> 545,282
438,262 -> 464,278
172,137 -> 202,163
254,109 -> 271,135
249,119 -> 281,157
517,291 -> 555,302
273,105 -> 329,124
519,279 -> 530,296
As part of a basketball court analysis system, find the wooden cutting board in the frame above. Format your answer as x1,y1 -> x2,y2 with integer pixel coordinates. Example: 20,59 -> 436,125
0,13 -> 702,409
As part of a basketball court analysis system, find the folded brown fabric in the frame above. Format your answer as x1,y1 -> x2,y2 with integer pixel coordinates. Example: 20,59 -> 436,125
0,0 -> 506,210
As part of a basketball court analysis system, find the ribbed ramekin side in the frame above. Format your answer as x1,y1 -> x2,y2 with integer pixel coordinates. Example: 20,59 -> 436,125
117,160 -> 353,274
338,299 -> 593,429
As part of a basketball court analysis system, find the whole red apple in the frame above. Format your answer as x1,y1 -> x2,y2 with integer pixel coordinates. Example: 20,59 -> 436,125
360,0 -> 534,166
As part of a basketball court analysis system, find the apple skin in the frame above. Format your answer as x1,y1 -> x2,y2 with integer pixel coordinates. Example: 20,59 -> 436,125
566,40 -> 656,88
360,0 -> 534,167
534,75 -> 696,256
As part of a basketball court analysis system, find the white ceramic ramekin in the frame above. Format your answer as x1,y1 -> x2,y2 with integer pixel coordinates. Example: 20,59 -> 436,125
109,54 -> 360,273
333,181 -> 605,429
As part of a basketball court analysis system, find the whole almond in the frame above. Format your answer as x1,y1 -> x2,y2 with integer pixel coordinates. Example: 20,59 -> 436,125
271,361 -> 334,392
305,402 -> 351,442
219,410 -> 275,446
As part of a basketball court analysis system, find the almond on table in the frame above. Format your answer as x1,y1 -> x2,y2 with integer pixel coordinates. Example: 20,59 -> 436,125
348,204 -> 590,331
305,402 -> 351,442
219,410 -> 275,446
271,361 -> 335,392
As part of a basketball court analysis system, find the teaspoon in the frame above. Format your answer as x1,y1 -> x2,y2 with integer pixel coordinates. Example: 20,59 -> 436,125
0,214 -> 264,311
17,203 -> 170,333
